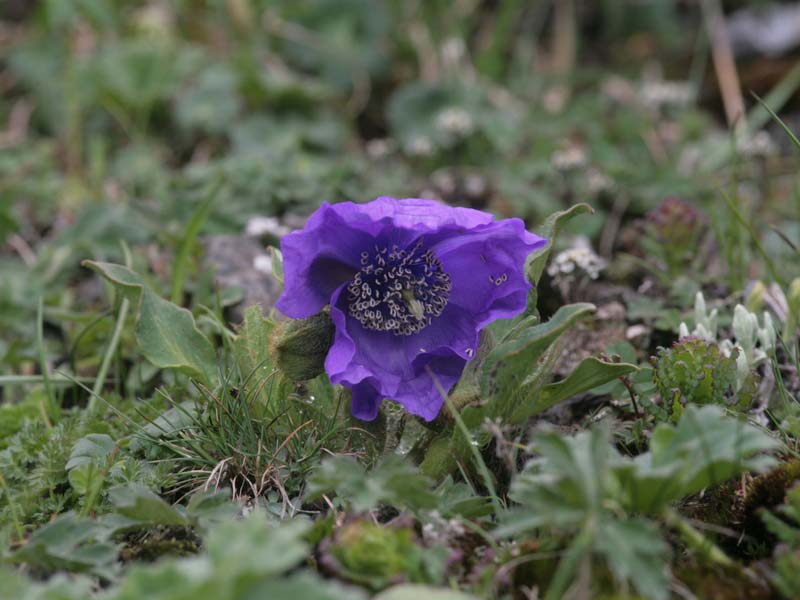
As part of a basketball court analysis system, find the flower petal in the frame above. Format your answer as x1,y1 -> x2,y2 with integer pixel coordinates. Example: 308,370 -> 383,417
276,203 -> 374,318
342,196 -> 494,233
433,218 -> 546,329
342,352 -> 466,421
350,378 -> 383,421
327,289 -> 473,420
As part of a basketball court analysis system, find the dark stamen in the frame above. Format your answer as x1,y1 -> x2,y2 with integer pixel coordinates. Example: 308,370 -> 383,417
347,238 -> 451,336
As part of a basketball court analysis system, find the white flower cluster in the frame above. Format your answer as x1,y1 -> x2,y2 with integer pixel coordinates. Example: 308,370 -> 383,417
585,167 -> 614,195
547,241 -> 607,280
679,292 -> 776,389
245,215 -> 292,238
365,137 -> 396,159
551,146 -> 587,171
405,135 -> 434,157
435,107 -> 474,136
639,81 -> 695,110
736,130 -> 777,158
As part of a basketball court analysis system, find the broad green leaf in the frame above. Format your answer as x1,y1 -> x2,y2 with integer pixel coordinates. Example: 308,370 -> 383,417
106,484 -> 190,529
82,261 -> 218,386
527,203 -> 594,287
9,513 -> 120,581
104,512 -> 349,600
653,405 -> 779,497
374,584 -> 479,600
615,405 -> 780,514
68,463 -> 103,497
480,303 -> 595,422
525,357 -> 638,422
595,519 -> 669,600
500,424 -> 670,599
501,425 -> 615,536
65,433 -> 117,496
306,455 -> 437,512
245,572 -> 367,600
0,567 -> 94,600
206,512 -> 310,578
232,306 -> 283,403
65,433 -> 116,470
185,489 -> 240,530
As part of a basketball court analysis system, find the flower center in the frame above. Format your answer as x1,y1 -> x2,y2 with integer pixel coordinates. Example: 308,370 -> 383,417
347,239 -> 451,336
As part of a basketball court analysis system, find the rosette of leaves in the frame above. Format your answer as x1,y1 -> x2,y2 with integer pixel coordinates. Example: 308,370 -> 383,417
499,405 -> 779,599
319,518 -> 446,591
651,337 -> 752,419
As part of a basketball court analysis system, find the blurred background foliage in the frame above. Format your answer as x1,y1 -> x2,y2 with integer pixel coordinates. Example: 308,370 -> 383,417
2,0 -> 800,385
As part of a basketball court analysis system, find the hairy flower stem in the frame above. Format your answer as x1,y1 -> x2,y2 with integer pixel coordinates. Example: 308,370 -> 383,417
427,365 -> 503,516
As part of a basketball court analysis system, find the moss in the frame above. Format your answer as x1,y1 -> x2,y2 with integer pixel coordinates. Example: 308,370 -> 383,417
676,559 -> 773,600
743,459 -> 800,546
119,525 -> 201,563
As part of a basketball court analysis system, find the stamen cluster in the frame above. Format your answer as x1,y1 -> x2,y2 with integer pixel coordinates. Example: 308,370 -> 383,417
347,239 -> 451,336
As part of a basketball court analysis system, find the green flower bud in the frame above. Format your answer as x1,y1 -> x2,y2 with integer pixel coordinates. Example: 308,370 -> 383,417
272,311 -> 334,381
745,280 -> 766,313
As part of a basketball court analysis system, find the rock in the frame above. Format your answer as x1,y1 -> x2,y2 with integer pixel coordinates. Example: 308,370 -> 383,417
203,234 -> 282,322
728,3 -> 800,58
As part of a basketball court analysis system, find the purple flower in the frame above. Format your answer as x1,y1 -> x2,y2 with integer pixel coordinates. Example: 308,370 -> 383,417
276,197 -> 546,421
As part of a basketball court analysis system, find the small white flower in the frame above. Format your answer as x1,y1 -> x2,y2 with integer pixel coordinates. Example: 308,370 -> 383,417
464,174 -> 486,197
639,81 -> 694,109
245,216 -> 291,238
547,240 -> 606,280
365,137 -> 395,159
406,135 -> 434,157
551,146 -> 587,171
435,107 -> 474,136
736,130 -> 777,158
253,254 -> 273,274
586,168 -> 614,195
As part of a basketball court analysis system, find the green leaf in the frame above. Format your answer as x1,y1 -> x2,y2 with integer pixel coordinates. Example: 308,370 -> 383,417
374,584 -> 479,600
530,357 -> 638,420
764,484 -> 800,543
65,433 -> 116,471
500,425 -> 615,536
245,572 -> 367,600
232,306 -> 283,403
595,519 -> 669,600
500,425 -> 671,599
106,484 -> 190,529
206,513 -> 310,578
65,433 -> 117,497
306,456 -> 437,513
527,203 -> 594,287
9,513 -> 120,581
615,405 -> 780,514
269,246 -> 284,286
480,303 -> 595,423
654,405 -> 779,497
0,566 -> 94,600
104,511 -> 318,600
752,92 -> 800,153
82,261 -> 218,386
